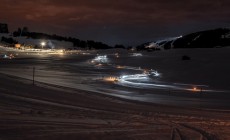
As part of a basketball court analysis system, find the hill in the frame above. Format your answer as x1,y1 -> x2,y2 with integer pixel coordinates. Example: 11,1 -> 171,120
138,28 -> 230,51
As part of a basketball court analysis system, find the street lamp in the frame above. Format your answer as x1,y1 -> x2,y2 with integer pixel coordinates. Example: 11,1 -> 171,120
41,42 -> 46,49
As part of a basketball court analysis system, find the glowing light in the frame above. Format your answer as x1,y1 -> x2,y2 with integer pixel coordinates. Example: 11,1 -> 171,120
188,87 -> 201,92
104,77 -> 118,82
82,53 -> 90,55
114,53 -> 120,58
192,87 -> 198,92
47,49 -> 65,55
57,49 -> 64,54
116,65 -> 125,69
41,42 -> 46,46
3,54 -> 7,58
119,74 -> 149,81
40,42 -> 46,49
150,70 -> 160,77
9,54 -> 14,59
118,73 -> 172,89
93,55 -> 108,63
132,53 -> 142,56
142,69 -> 160,77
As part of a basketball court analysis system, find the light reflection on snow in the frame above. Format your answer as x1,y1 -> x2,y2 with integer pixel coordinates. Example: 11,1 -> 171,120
115,70 -> 213,92
117,71 -> 173,89
89,54 -> 223,93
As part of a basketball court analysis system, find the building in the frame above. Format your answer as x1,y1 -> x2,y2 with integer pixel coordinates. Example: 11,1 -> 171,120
0,23 -> 9,33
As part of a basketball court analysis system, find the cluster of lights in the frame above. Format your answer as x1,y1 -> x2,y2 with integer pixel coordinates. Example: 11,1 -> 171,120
117,73 -> 170,89
103,77 -> 118,82
103,67 -> 161,84
92,55 -> 108,64
96,57 -> 211,93
103,67 -> 164,89
1,54 -> 15,59
114,53 -> 119,58
143,69 -> 160,77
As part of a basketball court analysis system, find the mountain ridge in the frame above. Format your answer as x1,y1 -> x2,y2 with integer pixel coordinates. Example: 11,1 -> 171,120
137,28 -> 230,51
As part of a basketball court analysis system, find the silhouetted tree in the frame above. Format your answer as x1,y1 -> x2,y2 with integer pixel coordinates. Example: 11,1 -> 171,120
18,28 -> 22,36
22,26 -> 29,36
11,30 -> 113,49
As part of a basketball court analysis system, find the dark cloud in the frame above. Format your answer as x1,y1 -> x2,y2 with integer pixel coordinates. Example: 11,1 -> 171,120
0,0 -> 230,45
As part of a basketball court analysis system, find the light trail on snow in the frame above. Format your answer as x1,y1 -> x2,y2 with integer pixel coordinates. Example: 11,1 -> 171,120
90,54 -> 226,93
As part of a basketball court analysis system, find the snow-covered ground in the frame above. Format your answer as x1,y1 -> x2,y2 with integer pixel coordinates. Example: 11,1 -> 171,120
0,46 -> 230,109
90,47 -> 230,93
1,46 -> 230,139
1,73 -> 229,140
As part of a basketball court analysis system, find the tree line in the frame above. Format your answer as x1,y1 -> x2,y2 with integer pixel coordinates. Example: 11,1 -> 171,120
12,27 -> 121,50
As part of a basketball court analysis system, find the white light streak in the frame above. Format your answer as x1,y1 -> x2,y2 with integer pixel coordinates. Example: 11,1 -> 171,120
132,53 -> 143,57
92,55 -> 108,63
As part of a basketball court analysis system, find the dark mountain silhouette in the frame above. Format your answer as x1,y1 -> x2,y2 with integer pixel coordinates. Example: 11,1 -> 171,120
137,28 -> 230,51
173,28 -> 230,48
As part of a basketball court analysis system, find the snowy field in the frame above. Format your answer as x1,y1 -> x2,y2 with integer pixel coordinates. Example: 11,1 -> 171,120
1,46 -> 230,139
0,46 -> 230,109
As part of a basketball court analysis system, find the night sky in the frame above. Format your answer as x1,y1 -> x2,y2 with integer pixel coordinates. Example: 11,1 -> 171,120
1,0 -> 230,46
